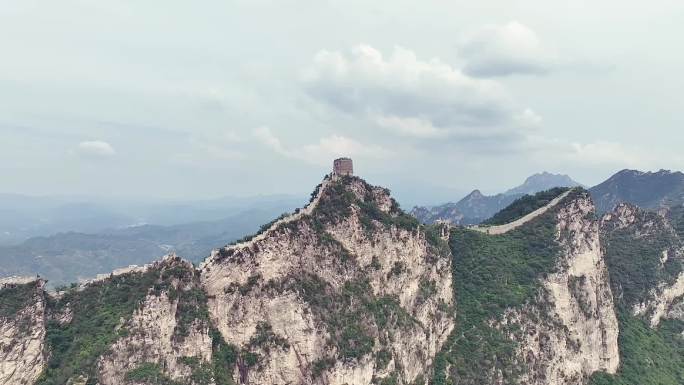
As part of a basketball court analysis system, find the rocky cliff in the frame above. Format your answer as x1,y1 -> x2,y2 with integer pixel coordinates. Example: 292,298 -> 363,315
1,176 -> 683,385
0,175 -> 454,385
200,175 -> 454,385
434,189 -> 619,385
0,277 -> 47,385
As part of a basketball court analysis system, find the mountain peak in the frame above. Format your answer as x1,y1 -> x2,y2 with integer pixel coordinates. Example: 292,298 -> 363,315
505,172 -> 583,196
591,169 -> 684,213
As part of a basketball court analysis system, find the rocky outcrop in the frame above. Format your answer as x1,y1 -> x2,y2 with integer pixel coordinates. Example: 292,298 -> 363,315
501,191 -> 619,385
484,193 -> 620,385
98,257 -> 214,385
0,278 -> 47,385
601,203 -> 684,327
201,176 -> 454,385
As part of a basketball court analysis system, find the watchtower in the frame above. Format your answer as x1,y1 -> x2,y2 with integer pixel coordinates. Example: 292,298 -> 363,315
333,157 -> 353,176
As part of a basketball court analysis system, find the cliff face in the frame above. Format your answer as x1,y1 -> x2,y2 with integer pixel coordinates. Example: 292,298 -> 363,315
97,258 -> 214,385
438,189 -> 619,385
200,176 -> 454,385
502,191 -> 619,385
600,203 -> 684,325
0,278 -> 47,385
2,176 -> 683,385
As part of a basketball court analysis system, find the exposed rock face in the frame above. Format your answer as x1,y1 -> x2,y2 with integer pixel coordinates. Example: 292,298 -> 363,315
201,176 -> 454,385
502,192 -> 619,385
98,258 -> 214,385
601,203 -> 684,327
5,175 -> 684,385
0,278 -> 47,385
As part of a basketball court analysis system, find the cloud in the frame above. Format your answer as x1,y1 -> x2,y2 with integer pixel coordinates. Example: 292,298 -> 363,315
75,140 -> 116,157
523,135 -> 684,170
254,126 -> 391,165
459,21 -> 554,77
514,108 -> 543,129
303,44 -> 535,143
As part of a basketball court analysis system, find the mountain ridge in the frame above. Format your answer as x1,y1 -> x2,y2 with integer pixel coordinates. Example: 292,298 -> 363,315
411,171 -> 583,225
1,172 -> 683,385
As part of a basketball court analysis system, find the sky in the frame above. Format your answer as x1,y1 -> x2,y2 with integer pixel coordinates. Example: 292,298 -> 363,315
2,0 -> 684,205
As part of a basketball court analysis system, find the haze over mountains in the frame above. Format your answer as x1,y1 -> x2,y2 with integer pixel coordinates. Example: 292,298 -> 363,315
3,168 -> 684,287
411,172 -> 584,225
0,195 -> 303,286
589,169 -> 684,213
2,172 -> 683,385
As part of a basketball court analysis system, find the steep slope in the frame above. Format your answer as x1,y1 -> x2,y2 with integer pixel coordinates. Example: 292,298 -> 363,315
0,175 -> 454,385
434,188 -> 619,385
412,172 -> 582,225
589,169 -> 684,213
589,204 -> 684,385
200,175 -> 454,385
0,277 -> 47,385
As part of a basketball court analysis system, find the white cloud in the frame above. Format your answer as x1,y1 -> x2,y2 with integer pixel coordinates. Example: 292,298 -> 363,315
459,21 -> 554,77
374,115 -> 449,139
303,44 -> 535,143
76,140 -> 116,157
514,108 -> 543,128
254,126 -> 391,165
523,135 -> 684,170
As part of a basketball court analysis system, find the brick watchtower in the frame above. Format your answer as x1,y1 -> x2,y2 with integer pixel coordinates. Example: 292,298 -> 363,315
333,157 -> 353,176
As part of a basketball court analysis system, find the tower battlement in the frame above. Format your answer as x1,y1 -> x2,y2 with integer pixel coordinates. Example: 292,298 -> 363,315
333,157 -> 353,176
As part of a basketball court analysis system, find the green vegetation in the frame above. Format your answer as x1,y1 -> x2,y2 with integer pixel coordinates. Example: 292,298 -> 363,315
0,281 -> 39,319
178,356 -> 213,385
224,273 -> 262,295
125,363 -> 181,385
209,328 -> 239,385
375,349 -> 392,370
312,176 -> 449,259
279,273 -> 416,363
483,187 -> 569,226
37,270 -> 166,385
602,211 -> 683,308
248,321 -> 290,352
433,194 -> 564,385
173,286 -> 210,339
589,209 -> 684,385
589,313 -> 684,385
35,260 -> 217,385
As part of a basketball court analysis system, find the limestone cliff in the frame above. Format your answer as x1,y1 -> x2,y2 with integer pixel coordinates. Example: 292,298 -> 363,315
600,203 -> 684,326
436,189 -> 619,385
0,277 -> 47,385
200,175 -> 454,385
2,177 -> 683,385
501,190 -> 619,385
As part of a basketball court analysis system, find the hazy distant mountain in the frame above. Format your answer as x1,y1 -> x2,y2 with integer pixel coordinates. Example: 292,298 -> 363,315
6,175 -> 682,385
0,206 -> 297,286
0,193 -> 303,245
505,172 -> 583,195
411,172 -> 583,224
589,169 -> 684,213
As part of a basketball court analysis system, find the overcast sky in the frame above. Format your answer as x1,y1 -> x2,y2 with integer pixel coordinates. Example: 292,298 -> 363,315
2,0 -> 684,205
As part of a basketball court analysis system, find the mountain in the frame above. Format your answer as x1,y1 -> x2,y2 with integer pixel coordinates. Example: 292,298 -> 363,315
589,169 -> 684,213
411,172 -> 583,225
504,171 -> 584,195
0,193 -> 303,246
1,175 -> 683,385
0,207 -> 294,287
1,174 -> 454,385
